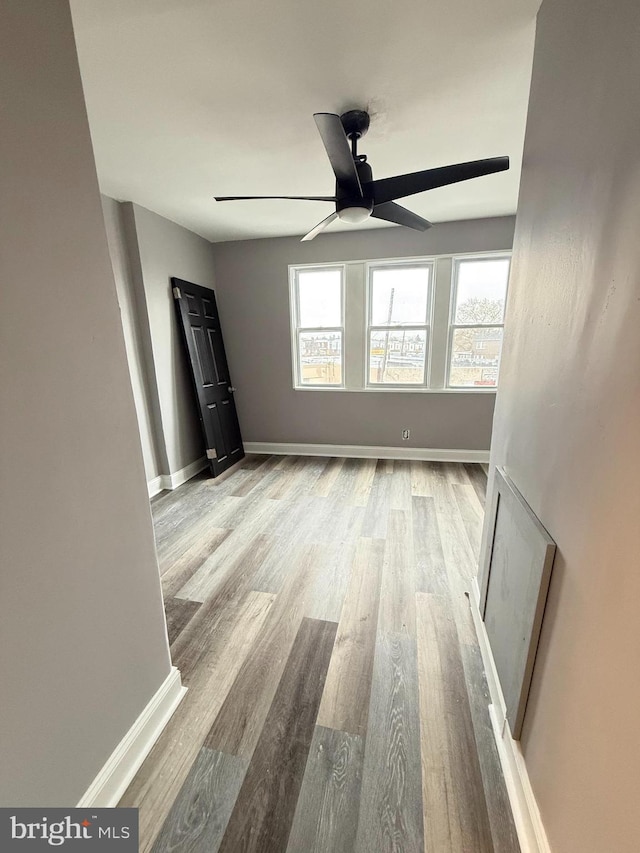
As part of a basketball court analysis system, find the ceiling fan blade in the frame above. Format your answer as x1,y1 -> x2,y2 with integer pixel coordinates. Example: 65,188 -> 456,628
372,202 -> 432,231
214,195 -> 336,202
313,113 -> 363,197
300,212 -> 338,242
372,156 -> 510,204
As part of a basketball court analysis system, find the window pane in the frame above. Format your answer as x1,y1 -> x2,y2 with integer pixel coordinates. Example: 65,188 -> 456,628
454,258 -> 509,324
299,331 -> 342,385
370,266 -> 430,325
448,327 -> 503,387
298,269 -> 342,327
369,329 -> 427,385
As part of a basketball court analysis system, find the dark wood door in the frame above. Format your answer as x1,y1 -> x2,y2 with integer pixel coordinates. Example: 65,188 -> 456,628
172,277 -> 244,476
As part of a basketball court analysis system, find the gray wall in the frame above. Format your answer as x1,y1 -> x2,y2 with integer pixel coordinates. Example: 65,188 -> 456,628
102,196 -> 162,483
101,200 -> 219,481
0,0 -> 171,805
480,0 -> 640,849
213,217 -> 514,450
125,203 -> 217,475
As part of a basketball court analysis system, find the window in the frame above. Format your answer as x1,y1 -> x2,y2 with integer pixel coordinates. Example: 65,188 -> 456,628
289,251 -> 510,392
290,266 -> 344,387
367,263 -> 432,387
447,257 -> 510,388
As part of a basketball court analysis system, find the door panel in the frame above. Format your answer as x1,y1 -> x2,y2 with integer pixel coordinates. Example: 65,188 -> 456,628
173,278 -> 244,477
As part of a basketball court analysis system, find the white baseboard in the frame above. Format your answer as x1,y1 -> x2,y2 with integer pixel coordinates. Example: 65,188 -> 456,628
244,442 -> 489,463
469,579 -> 551,853
147,475 -> 163,498
77,667 -> 186,808
147,457 -> 208,497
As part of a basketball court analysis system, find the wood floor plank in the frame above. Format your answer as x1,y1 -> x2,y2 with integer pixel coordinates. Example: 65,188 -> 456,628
389,459 -> 412,511
217,617 -> 338,853
432,479 -> 477,582
238,453 -> 270,470
205,542 -> 322,759
266,455 -> 308,500
169,535 -> 276,681
214,487 -> 282,533
452,482 -> 485,561
308,499 -> 364,546
229,454 -> 278,497
410,460 -> 433,497
154,498 -> 224,560
163,598 -> 202,647
176,505 -> 279,602
267,492 -> 318,538
157,510 -> 222,572
442,462 -> 474,485
459,638 -> 521,853
327,457 -> 360,504
293,456 -> 333,496
412,496 -> 448,596
160,527 -> 230,599
424,461 -> 447,493
379,509 -> 416,635
286,726 -> 365,853
355,631 -> 424,853
316,537 -> 385,735
119,590 -> 275,853
151,748 -> 247,853
153,483 -> 243,553
351,457 -> 377,507
361,460 -> 391,539
251,527 -> 310,594
305,538 -> 357,623
464,462 -> 488,504
416,593 -> 493,853
272,454 -> 297,470
312,456 -> 346,496
433,481 -> 479,645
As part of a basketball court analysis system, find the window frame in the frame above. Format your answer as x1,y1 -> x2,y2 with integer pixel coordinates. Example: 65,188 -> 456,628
364,259 -> 434,390
289,263 -> 346,389
288,250 -> 511,394
446,254 -> 511,390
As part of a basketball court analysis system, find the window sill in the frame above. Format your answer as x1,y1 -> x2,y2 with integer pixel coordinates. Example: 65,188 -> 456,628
292,386 -> 497,395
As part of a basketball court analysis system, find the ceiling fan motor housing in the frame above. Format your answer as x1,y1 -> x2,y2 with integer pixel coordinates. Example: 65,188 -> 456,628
340,109 -> 371,140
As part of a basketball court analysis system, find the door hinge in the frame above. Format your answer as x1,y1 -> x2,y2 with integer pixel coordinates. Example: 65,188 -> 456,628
206,448 -> 217,459
172,286 -> 182,299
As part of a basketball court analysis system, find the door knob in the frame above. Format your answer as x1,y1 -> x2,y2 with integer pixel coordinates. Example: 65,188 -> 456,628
228,386 -> 237,393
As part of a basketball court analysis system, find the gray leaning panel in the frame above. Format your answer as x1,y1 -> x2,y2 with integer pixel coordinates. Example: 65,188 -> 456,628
480,467 -> 556,739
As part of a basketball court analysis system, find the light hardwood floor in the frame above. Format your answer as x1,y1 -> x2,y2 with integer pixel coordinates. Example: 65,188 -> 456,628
120,454 -> 520,853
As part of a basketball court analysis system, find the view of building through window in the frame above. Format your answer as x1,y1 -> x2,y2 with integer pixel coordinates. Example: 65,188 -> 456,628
448,258 -> 510,387
369,330 -> 427,384
299,330 -> 342,384
368,264 -> 431,386
295,267 -> 344,386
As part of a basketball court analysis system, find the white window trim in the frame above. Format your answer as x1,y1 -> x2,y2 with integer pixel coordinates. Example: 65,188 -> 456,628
289,264 -> 346,389
445,254 -> 511,390
364,259 -> 434,390
288,250 -> 511,394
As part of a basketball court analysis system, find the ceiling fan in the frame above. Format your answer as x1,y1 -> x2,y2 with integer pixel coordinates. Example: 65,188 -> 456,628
214,110 -> 509,242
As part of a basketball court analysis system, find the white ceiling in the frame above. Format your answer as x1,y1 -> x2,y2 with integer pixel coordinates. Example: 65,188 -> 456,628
70,0 -> 539,243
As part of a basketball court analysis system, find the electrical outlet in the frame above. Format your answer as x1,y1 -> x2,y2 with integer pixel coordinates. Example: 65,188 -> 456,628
402,428 -> 410,440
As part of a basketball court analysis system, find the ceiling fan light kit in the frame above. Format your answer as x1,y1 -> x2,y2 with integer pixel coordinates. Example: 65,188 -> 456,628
337,206 -> 371,224
214,109 -> 509,242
